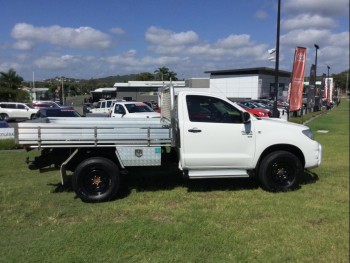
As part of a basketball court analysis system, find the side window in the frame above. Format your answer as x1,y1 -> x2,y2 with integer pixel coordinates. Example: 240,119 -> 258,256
7,104 -> 16,109
101,101 -> 106,109
186,95 -> 242,123
17,104 -> 26,110
115,104 -> 126,114
96,102 -> 102,108
106,101 -> 113,108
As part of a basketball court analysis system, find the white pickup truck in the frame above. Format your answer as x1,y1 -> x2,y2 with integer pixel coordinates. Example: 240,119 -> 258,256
15,86 -> 322,202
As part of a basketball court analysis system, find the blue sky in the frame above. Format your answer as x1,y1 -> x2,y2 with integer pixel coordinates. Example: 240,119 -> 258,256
1,0 -> 349,81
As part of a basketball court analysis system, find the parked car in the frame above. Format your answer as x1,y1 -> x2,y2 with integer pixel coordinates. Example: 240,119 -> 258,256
83,103 -> 94,115
90,99 -> 117,114
237,103 -> 271,117
33,108 -> 82,119
143,101 -> 160,113
240,100 -> 278,117
0,102 -> 38,121
110,102 -> 160,118
32,100 -> 73,110
0,120 -> 14,139
0,120 -> 10,128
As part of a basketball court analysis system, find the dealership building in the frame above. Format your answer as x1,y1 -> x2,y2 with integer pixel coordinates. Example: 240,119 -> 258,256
92,67 -> 291,102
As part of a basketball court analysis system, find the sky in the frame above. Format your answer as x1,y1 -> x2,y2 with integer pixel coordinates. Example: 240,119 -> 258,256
1,0 -> 349,81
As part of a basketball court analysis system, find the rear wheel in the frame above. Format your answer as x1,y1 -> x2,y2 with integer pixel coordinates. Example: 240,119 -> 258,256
72,157 -> 120,202
258,151 -> 302,191
0,113 -> 9,121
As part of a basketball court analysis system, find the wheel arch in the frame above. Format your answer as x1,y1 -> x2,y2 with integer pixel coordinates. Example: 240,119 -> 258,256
66,147 -> 122,172
256,144 -> 305,173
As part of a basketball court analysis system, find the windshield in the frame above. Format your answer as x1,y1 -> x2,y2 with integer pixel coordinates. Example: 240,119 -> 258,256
37,110 -> 81,117
125,103 -> 154,113
26,103 -> 35,109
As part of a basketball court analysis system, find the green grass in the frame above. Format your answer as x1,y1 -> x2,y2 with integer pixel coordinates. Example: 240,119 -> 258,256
0,100 -> 349,263
289,108 -> 327,124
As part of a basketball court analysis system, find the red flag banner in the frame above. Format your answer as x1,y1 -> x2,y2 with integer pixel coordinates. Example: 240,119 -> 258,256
289,47 -> 307,111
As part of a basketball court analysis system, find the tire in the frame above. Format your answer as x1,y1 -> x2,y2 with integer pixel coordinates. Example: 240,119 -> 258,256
258,151 -> 302,192
72,157 -> 120,202
30,114 -> 36,120
0,113 -> 9,121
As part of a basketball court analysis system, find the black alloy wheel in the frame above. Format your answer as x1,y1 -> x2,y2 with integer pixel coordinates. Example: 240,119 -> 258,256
258,151 -> 302,191
73,157 -> 120,202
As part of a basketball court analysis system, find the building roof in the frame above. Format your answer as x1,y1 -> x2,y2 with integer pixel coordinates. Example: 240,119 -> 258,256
204,67 -> 291,77
113,81 -> 185,88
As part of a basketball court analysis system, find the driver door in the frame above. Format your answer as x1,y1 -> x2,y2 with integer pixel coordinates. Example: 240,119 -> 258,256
180,95 -> 256,169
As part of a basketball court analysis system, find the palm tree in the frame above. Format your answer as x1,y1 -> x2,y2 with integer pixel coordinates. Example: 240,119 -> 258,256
168,70 -> 178,81
154,67 -> 170,81
0,68 -> 23,90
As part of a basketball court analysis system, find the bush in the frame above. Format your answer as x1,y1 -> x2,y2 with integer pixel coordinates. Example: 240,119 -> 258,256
0,139 -> 23,150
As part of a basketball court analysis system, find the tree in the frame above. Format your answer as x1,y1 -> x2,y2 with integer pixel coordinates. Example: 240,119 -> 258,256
168,70 -> 178,81
0,69 -> 26,101
154,67 -> 178,81
136,72 -> 154,81
332,69 -> 350,94
0,68 -> 23,90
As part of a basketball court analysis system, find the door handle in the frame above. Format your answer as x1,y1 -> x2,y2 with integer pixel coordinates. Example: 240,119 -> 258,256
188,128 -> 202,133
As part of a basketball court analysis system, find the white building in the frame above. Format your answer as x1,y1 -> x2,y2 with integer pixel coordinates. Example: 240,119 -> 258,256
107,67 -> 292,103
204,67 -> 291,101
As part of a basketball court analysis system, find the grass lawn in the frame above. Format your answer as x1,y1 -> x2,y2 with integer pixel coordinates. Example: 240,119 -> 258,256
0,99 -> 348,263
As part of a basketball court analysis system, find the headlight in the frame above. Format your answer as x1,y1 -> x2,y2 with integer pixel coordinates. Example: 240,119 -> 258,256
302,129 -> 314,139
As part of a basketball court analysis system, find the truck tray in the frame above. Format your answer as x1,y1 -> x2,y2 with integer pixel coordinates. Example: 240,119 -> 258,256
15,117 -> 172,148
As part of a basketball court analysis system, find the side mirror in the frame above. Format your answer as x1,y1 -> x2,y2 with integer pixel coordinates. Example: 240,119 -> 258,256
242,111 -> 251,123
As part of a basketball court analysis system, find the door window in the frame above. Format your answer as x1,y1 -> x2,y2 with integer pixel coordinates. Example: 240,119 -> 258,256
186,95 -> 242,123
114,104 -> 126,114
7,104 -> 16,109
17,104 -> 26,109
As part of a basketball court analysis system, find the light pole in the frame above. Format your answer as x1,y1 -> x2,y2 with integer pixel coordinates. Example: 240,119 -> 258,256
272,0 -> 281,118
327,65 -> 330,109
327,66 -> 330,77
314,44 -> 319,78
314,44 -> 320,110
61,78 -> 64,104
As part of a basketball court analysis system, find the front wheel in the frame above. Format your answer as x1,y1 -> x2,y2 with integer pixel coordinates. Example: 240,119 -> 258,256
72,157 -> 120,202
258,151 -> 302,192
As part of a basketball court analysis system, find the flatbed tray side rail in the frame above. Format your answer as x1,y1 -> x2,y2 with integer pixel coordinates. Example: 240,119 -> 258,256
15,121 -> 172,149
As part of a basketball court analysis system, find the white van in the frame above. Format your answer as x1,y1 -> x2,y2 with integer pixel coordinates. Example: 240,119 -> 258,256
90,100 -> 116,114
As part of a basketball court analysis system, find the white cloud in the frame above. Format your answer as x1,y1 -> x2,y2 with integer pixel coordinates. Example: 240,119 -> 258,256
34,54 -> 81,70
281,29 -> 331,47
13,40 -> 34,50
11,23 -> 115,50
109,27 -> 125,35
284,0 -> 349,16
255,10 -> 268,19
216,34 -> 253,48
145,26 -> 199,46
282,14 -> 337,31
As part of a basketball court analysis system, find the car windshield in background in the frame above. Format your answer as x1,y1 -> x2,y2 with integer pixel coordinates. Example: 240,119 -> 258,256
25,103 -> 35,109
125,103 -> 154,113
